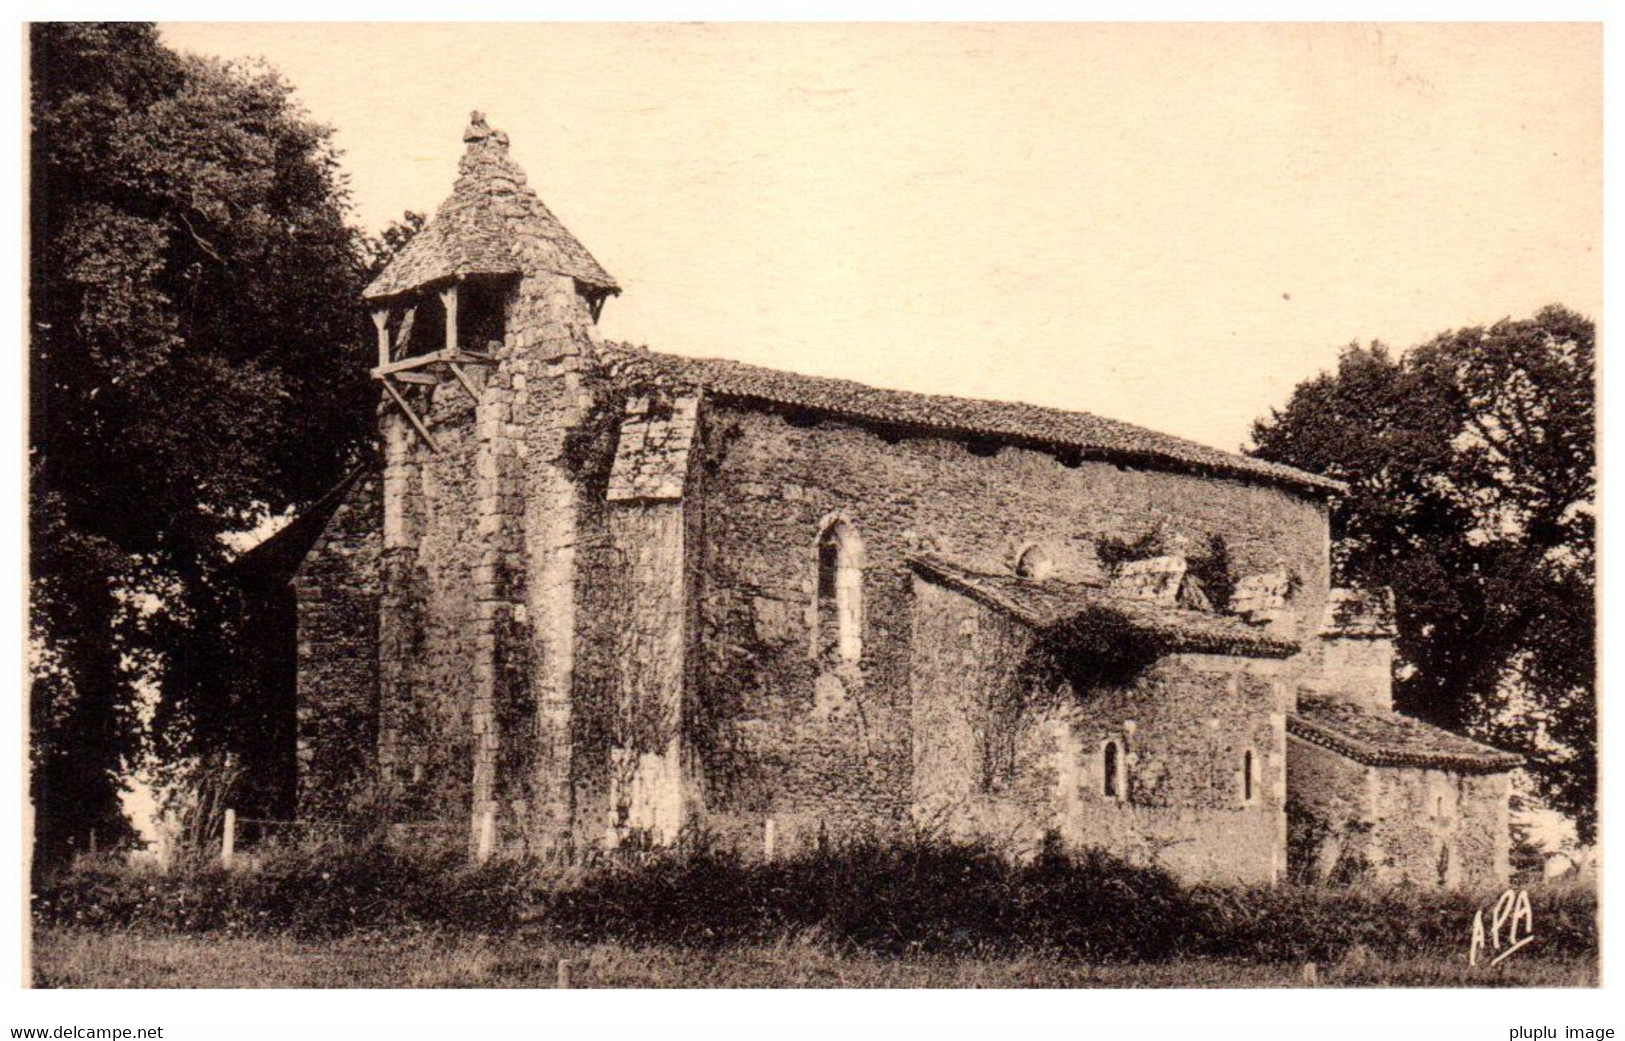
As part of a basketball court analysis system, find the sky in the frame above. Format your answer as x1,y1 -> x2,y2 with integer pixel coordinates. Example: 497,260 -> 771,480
155,22 -> 1600,453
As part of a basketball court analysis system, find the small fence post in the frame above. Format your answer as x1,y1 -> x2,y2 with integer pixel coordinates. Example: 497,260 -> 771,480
764,817 -> 777,861
475,806 -> 495,864
556,959 -> 572,989
155,814 -> 174,873
221,808 -> 236,868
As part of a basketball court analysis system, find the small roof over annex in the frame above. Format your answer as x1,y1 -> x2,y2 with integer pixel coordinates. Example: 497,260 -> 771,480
229,465 -> 369,585
1288,699 -> 1522,774
908,554 -> 1301,660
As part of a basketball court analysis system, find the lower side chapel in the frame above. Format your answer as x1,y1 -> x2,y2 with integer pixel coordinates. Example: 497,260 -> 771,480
241,114 -> 1521,888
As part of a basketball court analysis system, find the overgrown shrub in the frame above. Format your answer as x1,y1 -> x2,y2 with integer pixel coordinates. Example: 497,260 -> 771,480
538,839 -> 1192,959
1182,880 -> 1595,963
33,841 -> 559,938
34,839 -> 1598,964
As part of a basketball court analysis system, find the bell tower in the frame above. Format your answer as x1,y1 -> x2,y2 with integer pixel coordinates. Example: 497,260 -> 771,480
359,112 -> 619,856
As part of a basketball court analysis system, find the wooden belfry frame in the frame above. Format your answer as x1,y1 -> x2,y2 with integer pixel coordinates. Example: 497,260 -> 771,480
370,277 -> 498,453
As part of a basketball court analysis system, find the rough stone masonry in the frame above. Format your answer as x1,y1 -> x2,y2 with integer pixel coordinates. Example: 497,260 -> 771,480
253,112 -> 1521,887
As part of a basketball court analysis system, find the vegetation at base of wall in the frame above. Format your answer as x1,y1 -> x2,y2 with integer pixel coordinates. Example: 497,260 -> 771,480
33,839 -> 1597,965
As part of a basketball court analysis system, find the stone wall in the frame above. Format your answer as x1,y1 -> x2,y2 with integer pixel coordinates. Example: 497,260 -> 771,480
1316,588 -> 1398,711
233,577 -> 299,820
1316,637 -> 1396,712
685,403 -> 1327,860
1286,735 -> 1511,889
303,310 -> 1353,870
1371,767 -> 1510,890
293,471 -> 382,818
1039,652 -> 1288,885
567,435 -> 622,851
908,577 -> 1288,882
1285,734 -> 1375,882
601,501 -> 694,846
362,264 -> 604,854
511,273 -> 600,853
570,411 -> 707,852
375,377 -> 483,833
909,577 -> 1034,819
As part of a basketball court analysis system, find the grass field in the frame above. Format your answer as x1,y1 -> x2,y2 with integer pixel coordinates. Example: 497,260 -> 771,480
32,927 -> 1597,989
32,841 -> 1598,988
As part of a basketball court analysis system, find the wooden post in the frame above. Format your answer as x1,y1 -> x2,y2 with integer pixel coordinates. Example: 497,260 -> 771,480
440,283 -> 459,354
395,306 -> 416,360
556,959 -> 572,989
1302,962 -> 1319,986
221,808 -> 236,868
371,309 -> 391,368
156,813 -> 175,874
764,817 -> 777,861
475,806 -> 495,864
381,379 -> 441,453
87,829 -> 97,856
447,361 -> 480,403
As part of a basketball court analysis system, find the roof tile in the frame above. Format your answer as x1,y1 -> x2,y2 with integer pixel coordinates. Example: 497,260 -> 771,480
909,554 -> 1299,659
365,113 -> 617,300
1289,700 -> 1521,773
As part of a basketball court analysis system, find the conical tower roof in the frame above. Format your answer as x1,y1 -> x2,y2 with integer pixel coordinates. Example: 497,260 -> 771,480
364,112 -> 618,300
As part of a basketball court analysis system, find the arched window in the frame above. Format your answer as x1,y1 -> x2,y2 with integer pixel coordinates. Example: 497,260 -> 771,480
1102,740 -> 1121,799
814,517 -> 864,664
1242,750 -> 1256,804
1015,544 -> 1055,581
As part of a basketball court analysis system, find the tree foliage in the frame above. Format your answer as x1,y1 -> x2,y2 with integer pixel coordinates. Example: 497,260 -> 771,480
1250,306 -> 1595,841
29,23 -> 380,863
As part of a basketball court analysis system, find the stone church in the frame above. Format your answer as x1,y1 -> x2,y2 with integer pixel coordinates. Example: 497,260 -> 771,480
247,113 -> 1521,888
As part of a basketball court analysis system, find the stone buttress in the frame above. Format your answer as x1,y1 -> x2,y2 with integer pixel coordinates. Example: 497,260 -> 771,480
360,112 -> 618,855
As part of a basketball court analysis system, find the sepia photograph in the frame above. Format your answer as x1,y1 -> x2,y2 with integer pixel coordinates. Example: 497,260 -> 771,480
18,17 -> 1601,1008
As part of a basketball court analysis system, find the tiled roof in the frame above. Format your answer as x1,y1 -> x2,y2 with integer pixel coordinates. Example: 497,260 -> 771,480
1288,700 -> 1521,773
364,200 -> 520,297
595,343 -> 1343,496
908,554 -> 1300,659
365,113 -> 618,300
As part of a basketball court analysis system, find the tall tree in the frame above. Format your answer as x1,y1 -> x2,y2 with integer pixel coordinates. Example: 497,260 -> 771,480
29,23 -> 376,863
1250,306 -> 1595,841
